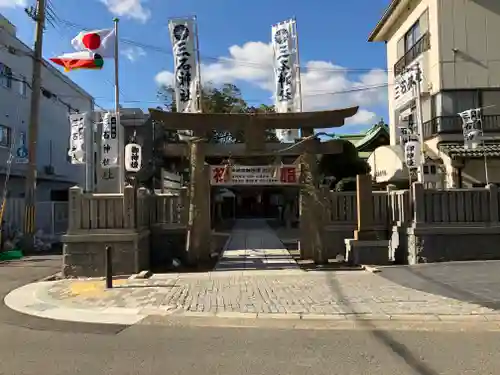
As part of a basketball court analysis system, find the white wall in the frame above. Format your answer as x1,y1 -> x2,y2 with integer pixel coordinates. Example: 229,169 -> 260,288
438,0 -> 500,90
384,0 -> 440,144
0,15 -> 93,199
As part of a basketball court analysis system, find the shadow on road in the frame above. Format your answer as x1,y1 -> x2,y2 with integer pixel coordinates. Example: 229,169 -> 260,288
378,262 -> 500,311
326,274 -> 440,375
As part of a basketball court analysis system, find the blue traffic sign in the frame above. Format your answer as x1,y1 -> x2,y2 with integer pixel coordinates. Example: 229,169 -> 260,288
16,147 -> 28,158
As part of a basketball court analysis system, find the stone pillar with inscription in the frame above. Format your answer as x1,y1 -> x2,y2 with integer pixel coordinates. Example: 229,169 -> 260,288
299,135 -> 326,264
185,139 -> 211,266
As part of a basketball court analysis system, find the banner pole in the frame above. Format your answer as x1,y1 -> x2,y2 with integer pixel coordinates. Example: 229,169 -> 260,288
193,16 -> 203,114
292,17 -> 303,113
113,18 -> 123,193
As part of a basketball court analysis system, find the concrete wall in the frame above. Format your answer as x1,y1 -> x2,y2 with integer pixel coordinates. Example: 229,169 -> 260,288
323,183 -> 500,264
438,0 -> 500,90
61,186 -> 191,277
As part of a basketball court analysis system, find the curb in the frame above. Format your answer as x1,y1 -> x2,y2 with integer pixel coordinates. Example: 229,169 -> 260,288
166,310 -> 500,322
4,281 -> 147,325
38,273 -> 62,282
362,265 -> 381,273
5,281 -> 500,326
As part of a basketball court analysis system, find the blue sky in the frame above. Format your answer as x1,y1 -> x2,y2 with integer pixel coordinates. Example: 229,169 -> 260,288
1,0 -> 390,134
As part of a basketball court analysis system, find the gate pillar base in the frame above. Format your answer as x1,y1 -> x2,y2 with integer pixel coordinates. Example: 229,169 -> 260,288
345,238 -> 390,266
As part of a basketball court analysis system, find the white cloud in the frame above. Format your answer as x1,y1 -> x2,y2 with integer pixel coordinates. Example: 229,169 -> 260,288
155,41 -> 388,125
121,45 -> 146,62
345,109 -> 378,125
0,0 -> 26,8
100,0 -> 150,22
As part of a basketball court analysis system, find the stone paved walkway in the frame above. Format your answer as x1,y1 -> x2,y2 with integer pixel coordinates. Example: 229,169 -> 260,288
214,219 -> 298,271
38,270 -> 499,319
5,220 -> 500,325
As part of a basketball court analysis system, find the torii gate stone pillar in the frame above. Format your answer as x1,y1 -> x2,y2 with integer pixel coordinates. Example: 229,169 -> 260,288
185,139 -> 211,266
299,130 -> 327,264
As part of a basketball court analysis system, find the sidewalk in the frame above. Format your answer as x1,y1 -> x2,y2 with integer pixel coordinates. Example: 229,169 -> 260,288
5,220 -> 500,327
5,268 -> 500,326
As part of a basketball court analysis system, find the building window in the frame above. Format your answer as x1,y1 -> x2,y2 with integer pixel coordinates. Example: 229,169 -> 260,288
0,125 -> 12,148
394,10 -> 430,75
480,90 -> 500,116
405,21 -> 421,53
19,74 -> 27,97
439,90 -> 480,116
0,63 -> 12,89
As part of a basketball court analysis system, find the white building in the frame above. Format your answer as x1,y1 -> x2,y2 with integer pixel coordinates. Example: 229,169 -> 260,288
0,14 -> 93,201
368,0 -> 500,188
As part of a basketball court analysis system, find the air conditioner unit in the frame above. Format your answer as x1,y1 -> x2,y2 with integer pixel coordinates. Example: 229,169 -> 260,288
44,165 -> 55,175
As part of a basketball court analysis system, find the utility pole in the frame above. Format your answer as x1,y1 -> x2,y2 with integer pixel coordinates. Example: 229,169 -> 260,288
24,0 -> 46,247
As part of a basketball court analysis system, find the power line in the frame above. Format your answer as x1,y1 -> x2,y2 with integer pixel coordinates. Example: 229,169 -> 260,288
36,4 -> 391,103
48,15 -> 392,74
1,38 -> 390,109
1,9 -> 390,112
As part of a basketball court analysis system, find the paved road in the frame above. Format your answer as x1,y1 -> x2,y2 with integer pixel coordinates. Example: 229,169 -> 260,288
379,261 -> 500,310
2,255 -> 500,374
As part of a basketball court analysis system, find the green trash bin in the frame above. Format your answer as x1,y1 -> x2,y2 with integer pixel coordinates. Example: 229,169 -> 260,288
0,249 -> 23,261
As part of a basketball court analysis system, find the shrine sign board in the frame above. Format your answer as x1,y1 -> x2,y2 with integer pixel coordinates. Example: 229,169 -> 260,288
210,165 -> 298,186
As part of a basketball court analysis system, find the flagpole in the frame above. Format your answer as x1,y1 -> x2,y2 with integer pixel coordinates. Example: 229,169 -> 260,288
292,17 -> 303,114
113,17 -> 123,193
193,15 -> 203,114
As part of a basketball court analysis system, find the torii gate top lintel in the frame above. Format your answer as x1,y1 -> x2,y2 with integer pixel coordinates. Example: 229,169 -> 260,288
148,106 -> 359,131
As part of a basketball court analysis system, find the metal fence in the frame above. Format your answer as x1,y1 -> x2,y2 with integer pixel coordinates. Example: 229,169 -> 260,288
3,198 -> 68,241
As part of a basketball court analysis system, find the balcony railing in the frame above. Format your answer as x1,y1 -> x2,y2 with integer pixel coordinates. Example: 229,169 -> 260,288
394,32 -> 431,76
422,115 -> 500,138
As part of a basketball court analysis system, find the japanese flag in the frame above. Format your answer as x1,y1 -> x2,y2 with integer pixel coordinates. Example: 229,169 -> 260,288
71,29 -> 116,58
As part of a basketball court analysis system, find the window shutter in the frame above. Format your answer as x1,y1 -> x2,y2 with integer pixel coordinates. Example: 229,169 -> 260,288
397,36 -> 405,59
419,9 -> 429,34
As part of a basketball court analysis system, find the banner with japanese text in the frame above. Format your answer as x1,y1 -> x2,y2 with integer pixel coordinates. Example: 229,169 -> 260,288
168,18 -> 199,114
210,165 -> 299,186
101,111 -> 119,168
68,112 -> 89,165
272,19 -> 299,142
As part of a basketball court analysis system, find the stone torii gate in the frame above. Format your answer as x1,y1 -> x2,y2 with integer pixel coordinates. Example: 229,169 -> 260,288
149,106 -> 359,265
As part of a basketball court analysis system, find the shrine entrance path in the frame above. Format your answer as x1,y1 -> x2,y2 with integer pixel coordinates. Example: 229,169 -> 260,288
214,219 -> 299,271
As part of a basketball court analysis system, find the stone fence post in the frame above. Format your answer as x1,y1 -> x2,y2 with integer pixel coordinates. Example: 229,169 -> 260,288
487,184 -> 499,223
137,187 -> 148,228
412,182 -> 425,224
180,187 -> 188,225
123,185 -> 135,229
68,186 -> 82,233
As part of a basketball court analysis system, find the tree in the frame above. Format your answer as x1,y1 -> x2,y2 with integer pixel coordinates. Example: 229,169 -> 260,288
157,82 -> 280,143
319,139 -> 370,190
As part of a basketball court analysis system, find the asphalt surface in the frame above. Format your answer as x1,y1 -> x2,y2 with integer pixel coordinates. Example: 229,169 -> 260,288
379,261 -> 500,310
2,256 -> 500,374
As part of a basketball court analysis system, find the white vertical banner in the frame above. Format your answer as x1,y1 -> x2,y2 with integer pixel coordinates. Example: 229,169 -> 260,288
101,111 -> 119,168
168,18 -> 199,114
272,19 -> 299,142
68,112 -> 88,164
459,108 -> 482,149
